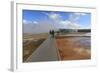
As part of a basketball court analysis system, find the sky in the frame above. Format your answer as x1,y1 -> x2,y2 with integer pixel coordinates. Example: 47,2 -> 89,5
23,10 -> 91,33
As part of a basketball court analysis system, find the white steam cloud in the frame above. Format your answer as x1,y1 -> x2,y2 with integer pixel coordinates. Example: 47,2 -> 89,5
44,12 -> 87,29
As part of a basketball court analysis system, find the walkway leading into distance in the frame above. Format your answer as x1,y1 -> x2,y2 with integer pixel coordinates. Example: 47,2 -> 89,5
26,36 -> 60,62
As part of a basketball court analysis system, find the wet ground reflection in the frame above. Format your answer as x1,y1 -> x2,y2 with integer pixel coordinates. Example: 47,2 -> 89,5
56,36 -> 91,60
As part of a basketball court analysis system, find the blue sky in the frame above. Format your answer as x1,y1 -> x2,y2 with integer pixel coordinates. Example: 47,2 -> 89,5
23,10 -> 91,29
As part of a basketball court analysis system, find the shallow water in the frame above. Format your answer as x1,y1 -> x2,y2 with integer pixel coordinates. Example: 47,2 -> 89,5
78,37 -> 91,48
72,37 -> 91,49
56,36 -> 91,60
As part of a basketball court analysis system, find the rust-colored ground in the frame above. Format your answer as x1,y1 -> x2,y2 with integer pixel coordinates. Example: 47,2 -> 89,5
56,37 -> 91,60
23,33 -> 48,62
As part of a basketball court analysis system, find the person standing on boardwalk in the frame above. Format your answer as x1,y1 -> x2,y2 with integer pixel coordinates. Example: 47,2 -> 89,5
49,30 -> 55,38
52,30 -> 55,38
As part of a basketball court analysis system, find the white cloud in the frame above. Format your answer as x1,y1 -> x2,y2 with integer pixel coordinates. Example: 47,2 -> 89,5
44,12 -> 61,21
23,12 -> 90,34
23,19 -> 39,24
23,19 -> 32,24
60,20 -> 70,25
69,14 -> 78,22
23,19 -> 29,24
74,13 -> 87,16
59,20 -> 80,29
44,12 -> 89,29
69,13 -> 88,22
32,21 -> 39,24
49,13 -> 61,20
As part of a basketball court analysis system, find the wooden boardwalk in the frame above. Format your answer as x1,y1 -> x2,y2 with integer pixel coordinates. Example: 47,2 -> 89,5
26,36 -> 60,62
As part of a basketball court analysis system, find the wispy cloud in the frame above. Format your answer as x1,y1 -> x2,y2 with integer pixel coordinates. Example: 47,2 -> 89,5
23,11 -> 90,34
23,19 -> 39,24
69,13 -> 88,22
44,12 -> 83,29
23,19 -> 31,24
59,20 -> 80,29
43,12 -> 61,22
32,21 -> 39,24
74,13 -> 88,16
